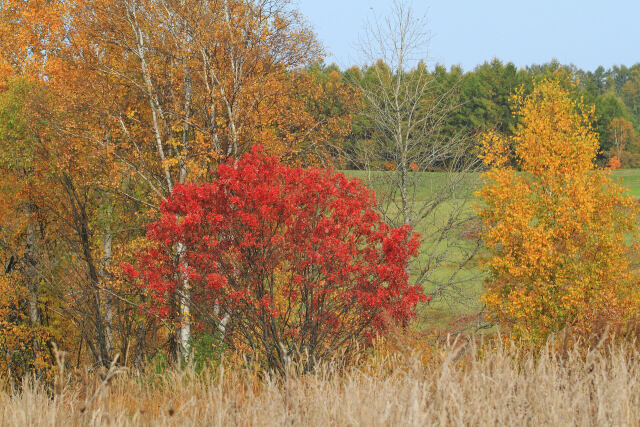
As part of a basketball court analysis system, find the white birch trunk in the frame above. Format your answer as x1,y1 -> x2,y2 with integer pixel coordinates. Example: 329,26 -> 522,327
176,242 -> 191,360
101,226 -> 114,357
25,217 -> 40,326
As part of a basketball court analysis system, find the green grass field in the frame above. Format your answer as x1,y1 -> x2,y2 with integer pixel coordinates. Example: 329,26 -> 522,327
342,169 -> 640,332
612,169 -> 640,197
345,169 -> 640,198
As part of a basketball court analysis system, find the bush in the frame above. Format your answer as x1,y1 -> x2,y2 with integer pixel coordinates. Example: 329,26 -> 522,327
191,332 -> 226,374
125,146 -> 424,372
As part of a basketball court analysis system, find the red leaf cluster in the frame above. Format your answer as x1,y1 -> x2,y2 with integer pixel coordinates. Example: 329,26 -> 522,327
124,146 -> 424,365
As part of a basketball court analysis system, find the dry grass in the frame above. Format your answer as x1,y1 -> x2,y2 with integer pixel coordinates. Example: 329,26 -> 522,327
2,338 -> 640,426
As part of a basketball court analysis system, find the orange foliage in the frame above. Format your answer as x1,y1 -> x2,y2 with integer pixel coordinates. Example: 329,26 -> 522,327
478,79 -> 640,345
0,0 -> 67,88
2,0 -> 353,193
608,155 -> 622,170
0,78 -> 101,376
58,0 -> 341,185
0,275 -> 61,382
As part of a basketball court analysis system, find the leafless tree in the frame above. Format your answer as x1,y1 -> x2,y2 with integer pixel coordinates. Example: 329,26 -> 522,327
353,1 -> 483,313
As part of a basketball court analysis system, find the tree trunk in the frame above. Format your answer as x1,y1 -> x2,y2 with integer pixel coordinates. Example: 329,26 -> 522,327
24,205 -> 41,327
175,5 -> 193,361
176,242 -> 191,362
100,224 -> 114,357
62,173 -> 112,366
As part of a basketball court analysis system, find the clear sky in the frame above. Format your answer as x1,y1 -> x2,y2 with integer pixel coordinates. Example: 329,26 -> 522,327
295,0 -> 640,72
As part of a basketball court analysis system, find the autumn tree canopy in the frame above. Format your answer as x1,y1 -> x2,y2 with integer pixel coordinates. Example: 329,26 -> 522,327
5,0 -> 640,381
479,79 -> 640,344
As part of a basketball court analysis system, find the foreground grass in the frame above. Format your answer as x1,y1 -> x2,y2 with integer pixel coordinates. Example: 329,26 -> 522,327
3,339 -> 640,426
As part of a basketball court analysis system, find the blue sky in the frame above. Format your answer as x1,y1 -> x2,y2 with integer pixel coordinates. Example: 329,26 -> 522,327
295,0 -> 640,71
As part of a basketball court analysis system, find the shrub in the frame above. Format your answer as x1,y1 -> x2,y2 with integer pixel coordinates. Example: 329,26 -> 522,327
125,147 -> 424,372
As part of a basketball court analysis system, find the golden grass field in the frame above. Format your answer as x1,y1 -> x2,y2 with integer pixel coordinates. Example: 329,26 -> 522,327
2,336 -> 640,426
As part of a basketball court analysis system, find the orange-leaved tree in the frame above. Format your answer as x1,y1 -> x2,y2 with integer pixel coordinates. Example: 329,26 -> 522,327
478,79 -> 640,345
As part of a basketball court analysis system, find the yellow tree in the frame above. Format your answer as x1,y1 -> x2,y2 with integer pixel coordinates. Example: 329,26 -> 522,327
0,77 -> 123,372
478,79 -> 640,345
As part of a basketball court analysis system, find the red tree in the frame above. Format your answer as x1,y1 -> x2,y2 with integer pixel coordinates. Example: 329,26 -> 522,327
124,147 -> 424,371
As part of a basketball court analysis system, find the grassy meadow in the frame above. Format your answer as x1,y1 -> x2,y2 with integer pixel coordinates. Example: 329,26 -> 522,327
611,168 -> 640,196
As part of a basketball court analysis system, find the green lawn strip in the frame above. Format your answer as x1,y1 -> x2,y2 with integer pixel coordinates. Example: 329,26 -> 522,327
612,169 -> 640,197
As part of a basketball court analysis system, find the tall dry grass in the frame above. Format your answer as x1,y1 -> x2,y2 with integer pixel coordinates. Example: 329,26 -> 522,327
2,337 -> 640,426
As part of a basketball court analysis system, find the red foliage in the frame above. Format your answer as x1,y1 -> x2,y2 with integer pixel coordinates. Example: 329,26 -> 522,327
124,146 -> 424,368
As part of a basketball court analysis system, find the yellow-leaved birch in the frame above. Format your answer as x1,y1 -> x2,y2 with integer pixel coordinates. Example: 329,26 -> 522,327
479,79 -> 640,345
